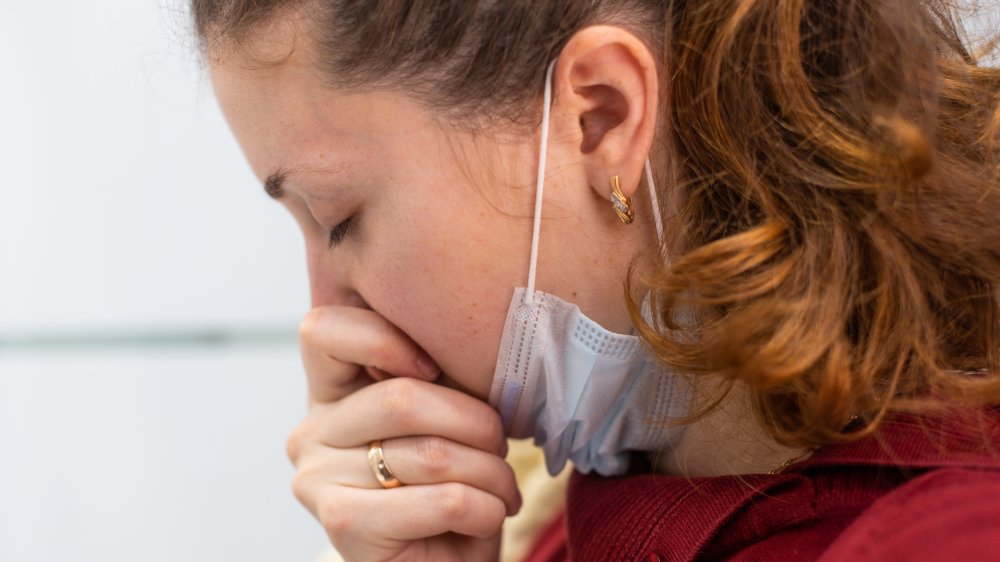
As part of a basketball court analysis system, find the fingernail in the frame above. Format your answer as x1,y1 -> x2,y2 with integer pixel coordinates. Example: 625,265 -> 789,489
416,355 -> 441,379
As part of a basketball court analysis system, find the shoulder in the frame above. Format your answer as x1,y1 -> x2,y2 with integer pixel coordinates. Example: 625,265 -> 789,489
819,467 -> 1000,562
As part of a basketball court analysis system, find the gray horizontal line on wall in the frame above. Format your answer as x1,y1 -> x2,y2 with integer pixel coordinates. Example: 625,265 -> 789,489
0,328 -> 298,350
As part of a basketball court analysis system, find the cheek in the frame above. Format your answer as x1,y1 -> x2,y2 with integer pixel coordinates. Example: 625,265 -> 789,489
360,203 -> 527,401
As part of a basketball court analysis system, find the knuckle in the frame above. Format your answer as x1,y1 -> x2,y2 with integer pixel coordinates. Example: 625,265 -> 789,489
369,325 -> 396,368
285,427 -> 303,464
468,405 -> 505,454
416,436 -> 452,479
290,466 -> 318,506
298,308 -> 324,345
317,499 -> 352,542
284,420 -> 313,464
438,483 -> 471,521
485,495 -> 507,529
379,378 -> 419,423
480,410 -> 505,451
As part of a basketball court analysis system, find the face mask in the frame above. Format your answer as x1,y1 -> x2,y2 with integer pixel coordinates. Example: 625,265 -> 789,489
488,59 -> 690,476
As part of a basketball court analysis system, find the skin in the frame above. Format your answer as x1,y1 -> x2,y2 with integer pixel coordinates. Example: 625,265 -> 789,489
210,24 -> 658,401
209,15 -> 805,562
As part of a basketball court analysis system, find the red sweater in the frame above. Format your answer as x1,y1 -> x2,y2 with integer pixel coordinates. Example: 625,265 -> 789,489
525,409 -> 1000,561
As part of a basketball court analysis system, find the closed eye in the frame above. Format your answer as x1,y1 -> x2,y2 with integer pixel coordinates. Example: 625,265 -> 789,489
327,216 -> 354,249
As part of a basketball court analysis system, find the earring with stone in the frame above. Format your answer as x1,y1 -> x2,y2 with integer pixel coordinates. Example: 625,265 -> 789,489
609,175 -> 634,224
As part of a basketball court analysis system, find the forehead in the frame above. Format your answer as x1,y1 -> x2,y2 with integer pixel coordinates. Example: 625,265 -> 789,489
207,28 -> 439,190
206,19 -> 326,165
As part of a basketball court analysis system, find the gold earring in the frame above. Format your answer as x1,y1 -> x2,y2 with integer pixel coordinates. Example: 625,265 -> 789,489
610,175 -> 634,224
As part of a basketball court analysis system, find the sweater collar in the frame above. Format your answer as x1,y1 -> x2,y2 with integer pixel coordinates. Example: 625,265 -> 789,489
565,408 -> 1000,562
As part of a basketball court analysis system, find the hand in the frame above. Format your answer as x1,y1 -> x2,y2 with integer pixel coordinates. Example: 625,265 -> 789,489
286,306 -> 521,562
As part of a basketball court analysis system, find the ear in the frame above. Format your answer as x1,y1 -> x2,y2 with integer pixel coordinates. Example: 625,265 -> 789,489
552,25 -> 658,202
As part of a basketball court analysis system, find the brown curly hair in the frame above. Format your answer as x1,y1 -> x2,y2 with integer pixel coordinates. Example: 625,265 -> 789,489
192,0 -> 1000,448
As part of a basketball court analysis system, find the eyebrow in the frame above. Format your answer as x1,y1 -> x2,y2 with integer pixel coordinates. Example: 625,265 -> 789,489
264,169 -> 290,200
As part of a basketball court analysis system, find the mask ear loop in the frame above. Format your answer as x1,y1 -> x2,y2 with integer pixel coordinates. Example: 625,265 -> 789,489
645,159 -> 665,245
524,58 -> 558,305
526,59 -> 666,305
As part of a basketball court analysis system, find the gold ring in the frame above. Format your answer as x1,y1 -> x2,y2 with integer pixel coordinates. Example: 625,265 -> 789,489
367,439 -> 402,488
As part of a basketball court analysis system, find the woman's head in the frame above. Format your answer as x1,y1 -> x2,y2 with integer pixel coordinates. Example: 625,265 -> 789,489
202,2 -> 668,402
196,0 -> 1000,446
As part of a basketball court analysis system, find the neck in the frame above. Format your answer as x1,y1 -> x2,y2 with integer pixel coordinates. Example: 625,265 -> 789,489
652,377 -> 811,477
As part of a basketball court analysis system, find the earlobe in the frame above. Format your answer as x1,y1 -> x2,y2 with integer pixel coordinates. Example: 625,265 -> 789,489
555,25 -> 658,202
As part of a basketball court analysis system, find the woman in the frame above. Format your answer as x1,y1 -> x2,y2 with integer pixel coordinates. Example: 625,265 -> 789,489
193,1 -> 1000,560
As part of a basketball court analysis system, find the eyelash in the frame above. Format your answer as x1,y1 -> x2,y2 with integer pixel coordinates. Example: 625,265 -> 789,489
327,216 -> 354,249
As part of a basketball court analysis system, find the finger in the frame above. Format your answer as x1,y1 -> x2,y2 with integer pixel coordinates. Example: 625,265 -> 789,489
382,437 -> 522,516
306,377 -> 506,455
295,437 -> 522,516
299,306 -> 441,404
316,483 -> 508,546
340,533 -> 499,562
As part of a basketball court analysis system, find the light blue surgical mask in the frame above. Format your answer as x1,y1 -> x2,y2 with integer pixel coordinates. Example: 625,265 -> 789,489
488,59 -> 689,477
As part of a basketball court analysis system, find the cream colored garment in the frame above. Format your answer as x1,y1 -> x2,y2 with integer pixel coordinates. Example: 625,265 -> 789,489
500,439 -> 572,561
311,439 -> 570,562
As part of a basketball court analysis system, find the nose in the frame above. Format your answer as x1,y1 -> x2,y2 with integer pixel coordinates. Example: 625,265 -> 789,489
305,243 -> 365,309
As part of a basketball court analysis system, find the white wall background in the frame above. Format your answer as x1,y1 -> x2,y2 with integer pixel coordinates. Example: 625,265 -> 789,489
0,2 -> 328,561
